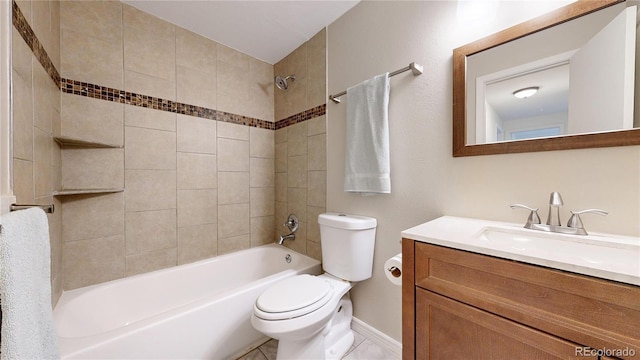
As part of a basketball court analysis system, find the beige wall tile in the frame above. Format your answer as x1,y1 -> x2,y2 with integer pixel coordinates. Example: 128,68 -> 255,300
287,122 -> 308,156
177,65 -> 217,109
217,138 -> 249,172
125,70 -> 176,101
125,126 -> 176,170
275,173 -> 287,203
307,29 -> 327,109
218,203 -> 250,238
125,209 -> 177,255
275,143 -> 288,172
64,235 -> 125,289
218,172 -> 249,205
274,202 -> 288,242
218,44 -> 250,65
34,128 -> 52,197
250,216 -> 275,247
12,70 -> 33,161
307,240 -> 322,262
125,169 -> 177,211
218,234 -> 250,255
283,220 -> 306,255
62,193 -> 125,242
308,133 -> 326,171
250,187 -> 275,217
12,29 -> 32,82
307,171 -> 326,207
217,121 -> 249,140
177,223 -> 217,264
61,29 -> 123,89
14,1 -> 32,29
62,148 -> 124,190
275,128 -> 287,144
13,158 -> 34,204
123,4 -> 175,80
125,105 -> 176,132
177,114 -> 216,154
60,0 -> 122,43
250,157 -> 274,188
306,205 -> 325,243
250,127 -> 274,158
61,94 -> 124,146
307,115 -> 326,136
177,153 -> 217,189
33,62 -> 54,134
126,248 -> 177,276
177,189 -> 217,227
176,27 -> 217,75
248,58 -> 274,122
288,188 -> 307,221
288,154 -> 307,188
31,1 -> 52,61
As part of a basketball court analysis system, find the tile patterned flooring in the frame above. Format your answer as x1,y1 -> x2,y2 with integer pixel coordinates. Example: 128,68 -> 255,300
238,329 -> 399,360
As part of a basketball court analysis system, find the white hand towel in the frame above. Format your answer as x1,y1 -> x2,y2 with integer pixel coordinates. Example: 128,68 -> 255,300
0,207 -> 60,360
344,72 -> 391,194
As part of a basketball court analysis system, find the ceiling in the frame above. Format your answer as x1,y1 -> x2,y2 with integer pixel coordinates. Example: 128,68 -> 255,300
122,0 -> 360,65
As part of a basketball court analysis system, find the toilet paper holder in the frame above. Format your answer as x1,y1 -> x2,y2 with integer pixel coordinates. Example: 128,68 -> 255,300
387,266 -> 401,278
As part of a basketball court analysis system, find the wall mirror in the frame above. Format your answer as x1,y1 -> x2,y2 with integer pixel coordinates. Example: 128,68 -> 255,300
453,0 -> 640,157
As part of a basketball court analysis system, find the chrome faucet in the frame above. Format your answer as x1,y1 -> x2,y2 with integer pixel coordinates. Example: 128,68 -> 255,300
277,214 -> 299,245
511,192 -> 607,235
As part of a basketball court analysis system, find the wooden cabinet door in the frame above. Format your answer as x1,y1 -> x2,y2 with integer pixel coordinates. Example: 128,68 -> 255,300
415,288 -> 592,360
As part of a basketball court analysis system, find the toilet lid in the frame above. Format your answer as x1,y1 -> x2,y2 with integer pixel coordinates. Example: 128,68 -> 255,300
256,274 -> 333,316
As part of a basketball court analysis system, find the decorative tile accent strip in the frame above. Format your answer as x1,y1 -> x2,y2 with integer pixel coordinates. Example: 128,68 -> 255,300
275,104 -> 326,130
12,0 -> 61,88
12,0 -> 323,131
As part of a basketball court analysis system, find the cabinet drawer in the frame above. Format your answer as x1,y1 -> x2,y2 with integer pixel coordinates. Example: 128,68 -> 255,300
414,242 -> 640,358
416,289 -> 592,360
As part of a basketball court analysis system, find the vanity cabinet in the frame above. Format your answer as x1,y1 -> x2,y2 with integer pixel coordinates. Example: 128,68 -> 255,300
402,239 -> 640,360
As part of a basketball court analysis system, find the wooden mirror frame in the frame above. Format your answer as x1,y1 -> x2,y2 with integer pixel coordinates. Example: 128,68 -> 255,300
452,0 -> 640,157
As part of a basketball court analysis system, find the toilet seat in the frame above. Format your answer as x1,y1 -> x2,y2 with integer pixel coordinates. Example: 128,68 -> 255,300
254,275 -> 334,320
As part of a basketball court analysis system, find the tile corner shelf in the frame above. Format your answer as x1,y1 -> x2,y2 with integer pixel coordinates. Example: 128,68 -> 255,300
54,136 -> 123,148
53,188 -> 124,196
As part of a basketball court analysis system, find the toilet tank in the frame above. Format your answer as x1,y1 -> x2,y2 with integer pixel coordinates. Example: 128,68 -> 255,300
318,213 -> 377,282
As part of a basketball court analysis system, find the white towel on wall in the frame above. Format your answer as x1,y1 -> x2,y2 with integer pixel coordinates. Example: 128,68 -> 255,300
344,72 -> 391,195
0,207 -> 60,360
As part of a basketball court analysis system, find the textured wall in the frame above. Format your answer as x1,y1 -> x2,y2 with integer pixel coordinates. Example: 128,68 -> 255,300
328,1 -> 640,342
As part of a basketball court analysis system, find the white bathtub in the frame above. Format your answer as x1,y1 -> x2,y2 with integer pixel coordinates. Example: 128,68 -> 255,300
53,244 -> 322,359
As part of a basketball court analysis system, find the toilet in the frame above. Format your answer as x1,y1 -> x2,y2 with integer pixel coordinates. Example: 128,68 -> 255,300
251,213 -> 377,360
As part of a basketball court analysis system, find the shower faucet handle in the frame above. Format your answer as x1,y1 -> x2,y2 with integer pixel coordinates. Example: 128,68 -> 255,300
283,214 -> 299,233
510,204 -> 541,228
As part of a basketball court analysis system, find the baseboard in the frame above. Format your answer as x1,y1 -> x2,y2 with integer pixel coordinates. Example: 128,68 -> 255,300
351,317 -> 402,358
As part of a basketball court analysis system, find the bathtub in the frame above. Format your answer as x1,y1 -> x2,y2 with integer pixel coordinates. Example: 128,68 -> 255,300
53,244 -> 321,359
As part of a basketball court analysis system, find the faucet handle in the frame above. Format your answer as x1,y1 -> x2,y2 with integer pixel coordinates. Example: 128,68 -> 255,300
510,204 -> 541,228
567,209 -> 608,231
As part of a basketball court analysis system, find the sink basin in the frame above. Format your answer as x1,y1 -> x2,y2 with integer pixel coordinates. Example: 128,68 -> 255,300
477,226 -> 640,283
402,216 -> 640,286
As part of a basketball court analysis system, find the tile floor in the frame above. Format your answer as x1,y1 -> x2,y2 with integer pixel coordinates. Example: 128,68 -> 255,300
238,329 -> 399,360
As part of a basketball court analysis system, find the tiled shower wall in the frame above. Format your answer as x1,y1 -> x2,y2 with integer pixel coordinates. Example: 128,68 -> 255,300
55,1 -> 326,289
11,0 -> 63,302
274,30 -> 327,260
11,0 -> 326,293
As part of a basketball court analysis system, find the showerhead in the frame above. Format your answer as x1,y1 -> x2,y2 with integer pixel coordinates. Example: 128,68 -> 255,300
275,74 -> 296,90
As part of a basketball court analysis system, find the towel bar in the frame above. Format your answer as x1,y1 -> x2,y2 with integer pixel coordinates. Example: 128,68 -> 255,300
9,204 -> 54,214
329,62 -> 423,104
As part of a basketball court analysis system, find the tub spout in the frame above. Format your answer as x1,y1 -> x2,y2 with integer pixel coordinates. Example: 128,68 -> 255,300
278,233 -> 295,245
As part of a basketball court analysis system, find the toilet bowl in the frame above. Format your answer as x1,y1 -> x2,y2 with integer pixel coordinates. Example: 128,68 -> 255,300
251,213 -> 377,359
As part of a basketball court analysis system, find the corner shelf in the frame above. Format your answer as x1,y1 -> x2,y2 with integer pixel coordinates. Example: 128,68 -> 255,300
54,136 -> 123,148
53,188 -> 124,196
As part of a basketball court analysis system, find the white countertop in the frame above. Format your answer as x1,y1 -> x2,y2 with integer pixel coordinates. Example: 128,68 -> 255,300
402,216 -> 640,286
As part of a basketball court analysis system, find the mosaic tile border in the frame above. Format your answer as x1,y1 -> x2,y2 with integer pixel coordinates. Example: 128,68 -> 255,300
12,0 -> 61,88
12,0 -> 324,131
275,104 -> 326,130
